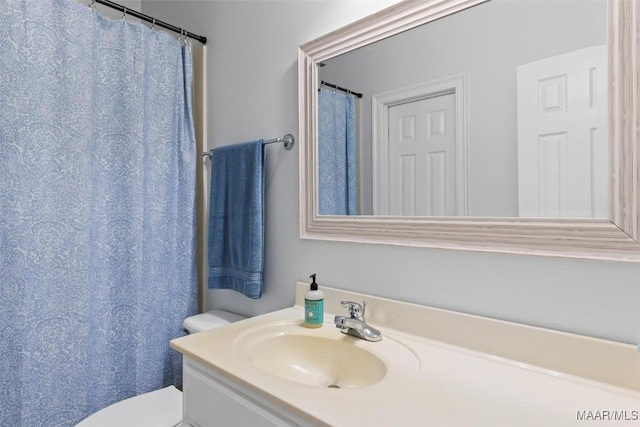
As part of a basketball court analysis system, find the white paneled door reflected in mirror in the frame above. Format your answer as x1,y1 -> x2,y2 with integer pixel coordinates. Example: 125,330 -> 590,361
299,0 -> 640,261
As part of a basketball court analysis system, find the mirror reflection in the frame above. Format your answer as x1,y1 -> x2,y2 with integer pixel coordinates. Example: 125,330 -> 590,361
318,0 -> 607,218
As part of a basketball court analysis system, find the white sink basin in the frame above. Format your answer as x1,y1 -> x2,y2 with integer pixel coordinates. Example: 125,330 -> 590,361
248,334 -> 387,388
233,320 -> 420,389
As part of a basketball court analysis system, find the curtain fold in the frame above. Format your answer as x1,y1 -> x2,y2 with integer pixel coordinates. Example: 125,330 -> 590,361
0,0 -> 197,425
318,89 -> 359,215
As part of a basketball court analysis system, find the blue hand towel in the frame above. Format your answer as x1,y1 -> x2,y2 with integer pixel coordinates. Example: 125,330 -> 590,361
207,140 -> 265,298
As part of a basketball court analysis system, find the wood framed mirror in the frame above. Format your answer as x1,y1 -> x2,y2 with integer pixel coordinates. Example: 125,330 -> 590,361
298,0 -> 639,262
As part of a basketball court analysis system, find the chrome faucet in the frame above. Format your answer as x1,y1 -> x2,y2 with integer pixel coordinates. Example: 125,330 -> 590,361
334,301 -> 382,342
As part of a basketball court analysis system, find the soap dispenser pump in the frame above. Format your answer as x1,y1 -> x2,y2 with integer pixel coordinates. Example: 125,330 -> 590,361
304,274 -> 324,328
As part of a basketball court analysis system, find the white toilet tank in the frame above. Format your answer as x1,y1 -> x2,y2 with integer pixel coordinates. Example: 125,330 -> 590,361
183,309 -> 247,334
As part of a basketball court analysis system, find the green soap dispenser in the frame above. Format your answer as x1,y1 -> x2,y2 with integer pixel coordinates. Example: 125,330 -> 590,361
304,274 -> 324,328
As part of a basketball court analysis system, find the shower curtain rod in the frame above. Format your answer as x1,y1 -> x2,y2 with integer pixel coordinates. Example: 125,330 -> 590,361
202,134 -> 296,158
320,81 -> 363,98
93,0 -> 207,44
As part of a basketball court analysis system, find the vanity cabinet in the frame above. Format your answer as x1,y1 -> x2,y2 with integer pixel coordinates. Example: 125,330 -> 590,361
171,285 -> 640,427
181,357 -> 313,427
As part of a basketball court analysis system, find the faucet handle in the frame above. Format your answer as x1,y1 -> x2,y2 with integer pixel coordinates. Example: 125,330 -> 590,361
340,300 -> 366,320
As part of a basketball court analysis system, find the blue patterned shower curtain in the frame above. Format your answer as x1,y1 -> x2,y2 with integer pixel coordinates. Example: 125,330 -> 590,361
0,0 -> 197,425
318,89 -> 358,215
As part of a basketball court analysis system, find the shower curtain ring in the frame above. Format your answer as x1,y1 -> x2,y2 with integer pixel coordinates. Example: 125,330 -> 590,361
151,18 -> 156,30
122,7 -> 127,22
90,0 -> 95,11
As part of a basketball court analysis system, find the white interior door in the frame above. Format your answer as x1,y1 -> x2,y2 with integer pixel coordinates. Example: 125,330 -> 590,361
388,93 -> 456,216
517,45 -> 607,218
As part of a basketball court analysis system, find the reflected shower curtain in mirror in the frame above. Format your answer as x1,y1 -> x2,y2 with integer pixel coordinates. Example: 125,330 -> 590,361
0,0 -> 197,425
318,90 -> 358,215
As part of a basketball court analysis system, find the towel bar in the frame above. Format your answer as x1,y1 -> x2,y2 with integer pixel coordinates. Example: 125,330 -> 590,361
202,134 -> 295,158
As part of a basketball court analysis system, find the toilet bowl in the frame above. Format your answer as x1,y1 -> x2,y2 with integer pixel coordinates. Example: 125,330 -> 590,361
76,309 -> 247,427
75,386 -> 183,427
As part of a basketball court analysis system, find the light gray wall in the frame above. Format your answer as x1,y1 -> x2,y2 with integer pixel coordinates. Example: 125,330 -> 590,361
141,0 -> 640,345
321,0 -> 606,217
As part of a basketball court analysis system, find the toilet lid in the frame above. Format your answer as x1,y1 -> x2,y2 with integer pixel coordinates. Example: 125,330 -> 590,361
76,386 -> 182,427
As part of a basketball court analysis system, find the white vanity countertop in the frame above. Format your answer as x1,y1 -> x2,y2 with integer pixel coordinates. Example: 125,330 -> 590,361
171,284 -> 640,426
